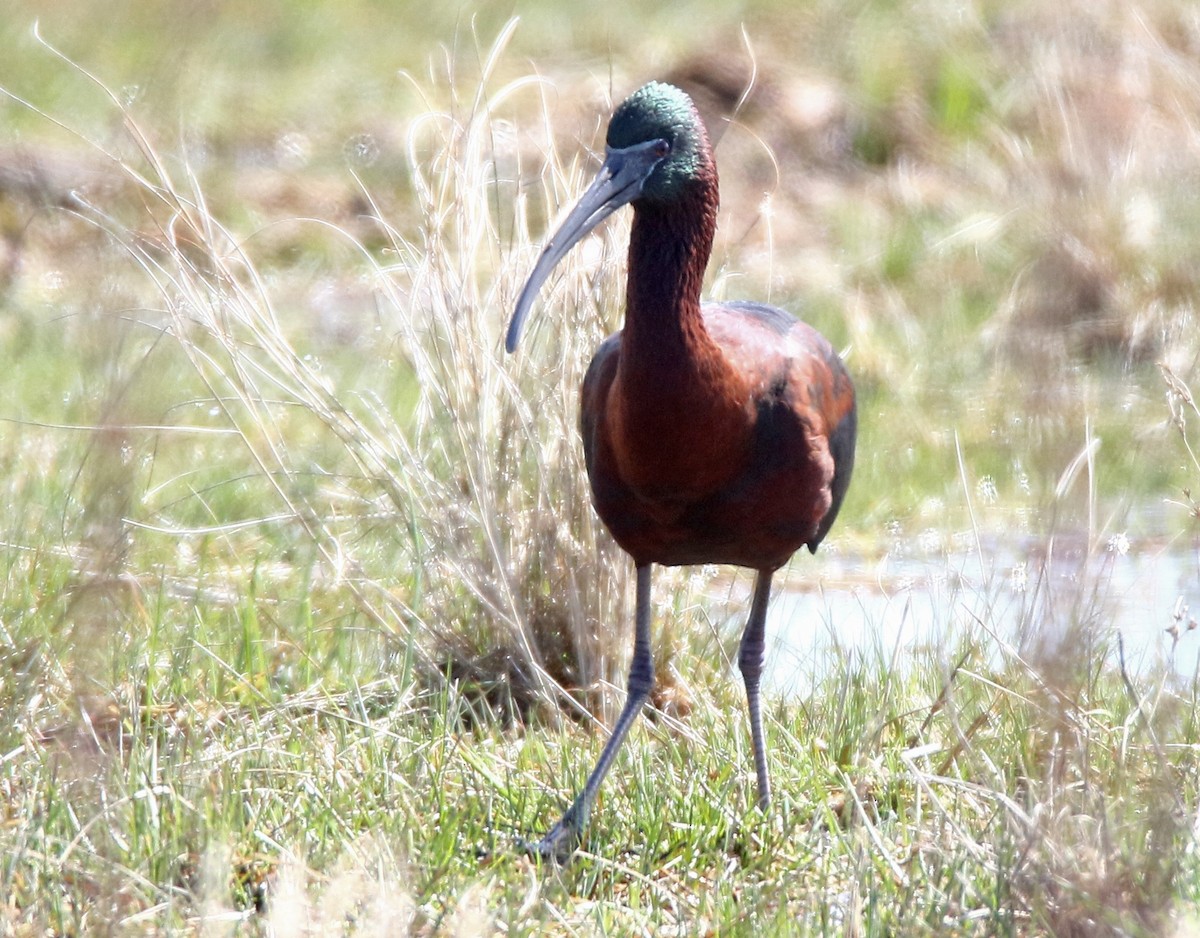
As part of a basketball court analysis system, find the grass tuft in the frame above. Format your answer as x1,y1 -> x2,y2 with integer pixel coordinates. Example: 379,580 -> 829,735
0,3 -> 1198,934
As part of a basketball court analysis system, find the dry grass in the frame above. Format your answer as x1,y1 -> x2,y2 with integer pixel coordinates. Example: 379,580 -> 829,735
1,3 -> 1199,935
2,25 -> 645,723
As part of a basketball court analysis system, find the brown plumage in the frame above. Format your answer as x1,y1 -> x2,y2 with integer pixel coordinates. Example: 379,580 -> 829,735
506,81 -> 856,862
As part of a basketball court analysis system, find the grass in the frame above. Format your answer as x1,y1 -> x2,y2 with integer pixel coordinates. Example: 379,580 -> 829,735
6,600 -> 1198,934
1,0 -> 1200,934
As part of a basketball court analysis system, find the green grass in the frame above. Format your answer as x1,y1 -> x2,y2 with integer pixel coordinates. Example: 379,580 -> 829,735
5,594 -> 1198,934
2,0 -> 1200,934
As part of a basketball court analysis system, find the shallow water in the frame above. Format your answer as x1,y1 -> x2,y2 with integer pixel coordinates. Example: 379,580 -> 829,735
758,532 -> 1200,694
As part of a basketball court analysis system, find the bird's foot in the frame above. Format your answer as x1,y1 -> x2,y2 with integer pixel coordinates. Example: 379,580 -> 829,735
519,812 -> 584,865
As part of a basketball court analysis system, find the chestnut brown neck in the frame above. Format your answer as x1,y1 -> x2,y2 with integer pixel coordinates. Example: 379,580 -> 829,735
619,167 -> 721,378
609,163 -> 755,500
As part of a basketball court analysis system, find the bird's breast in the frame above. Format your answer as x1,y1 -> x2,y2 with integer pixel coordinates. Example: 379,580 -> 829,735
607,366 -> 754,505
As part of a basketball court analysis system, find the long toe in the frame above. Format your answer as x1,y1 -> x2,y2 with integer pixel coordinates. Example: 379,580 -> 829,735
520,818 -> 583,865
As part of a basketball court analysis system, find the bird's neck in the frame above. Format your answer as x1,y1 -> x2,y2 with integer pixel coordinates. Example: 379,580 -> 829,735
621,178 -> 720,374
611,174 -> 755,500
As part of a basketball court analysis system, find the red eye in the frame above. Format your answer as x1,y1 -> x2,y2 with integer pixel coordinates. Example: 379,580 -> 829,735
654,140 -> 671,158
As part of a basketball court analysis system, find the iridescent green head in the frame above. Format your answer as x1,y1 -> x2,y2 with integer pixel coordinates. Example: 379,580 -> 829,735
606,82 -> 710,203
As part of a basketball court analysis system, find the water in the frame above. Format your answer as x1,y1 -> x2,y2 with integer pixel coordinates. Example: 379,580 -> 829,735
757,533 -> 1200,694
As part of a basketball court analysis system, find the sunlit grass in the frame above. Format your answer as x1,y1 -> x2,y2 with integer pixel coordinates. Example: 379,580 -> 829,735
1,0 -> 1199,934
7,587 -> 1196,933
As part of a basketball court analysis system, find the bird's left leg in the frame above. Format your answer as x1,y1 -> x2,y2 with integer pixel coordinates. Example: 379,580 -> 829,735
738,570 -> 774,810
524,563 -> 655,863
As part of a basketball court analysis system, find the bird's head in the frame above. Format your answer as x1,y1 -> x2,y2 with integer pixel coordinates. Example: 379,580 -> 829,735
505,82 -> 711,353
605,81 -> 710,204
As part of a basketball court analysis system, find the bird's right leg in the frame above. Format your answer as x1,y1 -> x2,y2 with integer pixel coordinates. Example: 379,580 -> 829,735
739,570 -> 774,810
524,563 -> 655,863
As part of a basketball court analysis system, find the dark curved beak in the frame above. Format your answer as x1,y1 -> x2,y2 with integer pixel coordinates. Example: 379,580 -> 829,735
505,138 -> 669,353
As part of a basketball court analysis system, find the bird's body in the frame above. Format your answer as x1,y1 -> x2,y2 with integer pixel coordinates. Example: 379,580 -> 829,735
583,300 -> 855,569
505,81 -> 856,862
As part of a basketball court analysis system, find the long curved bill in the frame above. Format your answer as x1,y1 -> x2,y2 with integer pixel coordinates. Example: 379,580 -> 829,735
505,138 -> 669,353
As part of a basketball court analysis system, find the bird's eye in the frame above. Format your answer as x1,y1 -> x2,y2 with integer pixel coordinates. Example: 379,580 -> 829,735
654,140 -> 671,159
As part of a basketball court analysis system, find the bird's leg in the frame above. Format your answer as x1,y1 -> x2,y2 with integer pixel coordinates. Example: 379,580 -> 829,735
738,570 -> 774,810
525,564 -> 655,863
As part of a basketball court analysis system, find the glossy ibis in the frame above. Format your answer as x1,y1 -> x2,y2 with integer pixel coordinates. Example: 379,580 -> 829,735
506,81 -> 856,862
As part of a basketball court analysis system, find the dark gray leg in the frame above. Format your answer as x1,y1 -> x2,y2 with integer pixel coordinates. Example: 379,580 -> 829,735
738,570 -> 773,810
526,563 -> 655,862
